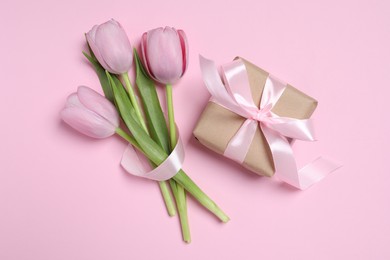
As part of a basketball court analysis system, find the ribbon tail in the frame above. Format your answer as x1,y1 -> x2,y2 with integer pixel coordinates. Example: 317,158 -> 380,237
120,134 -> 185,181
262,125 -> 301,187
298,157 -> 342,190
263,125 -> 342,189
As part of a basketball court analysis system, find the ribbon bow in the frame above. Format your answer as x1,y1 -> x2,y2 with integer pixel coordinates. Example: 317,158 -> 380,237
200,56 -> 341,190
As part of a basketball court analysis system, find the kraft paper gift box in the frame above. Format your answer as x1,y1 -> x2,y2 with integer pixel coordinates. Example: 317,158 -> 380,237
193,57 -> 318,177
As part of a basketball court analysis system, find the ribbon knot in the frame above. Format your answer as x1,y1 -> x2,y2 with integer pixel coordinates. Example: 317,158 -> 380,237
199,56 -> 341,190
251,104 -> 272,122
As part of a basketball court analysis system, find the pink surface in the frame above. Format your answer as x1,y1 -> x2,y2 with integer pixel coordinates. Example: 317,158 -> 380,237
1,0 -> 389,259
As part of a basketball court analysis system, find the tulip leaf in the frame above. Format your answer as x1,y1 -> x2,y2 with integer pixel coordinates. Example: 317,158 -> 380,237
133,49 -> 170,154
107,71 -> 168,165
83,44 -> 114,102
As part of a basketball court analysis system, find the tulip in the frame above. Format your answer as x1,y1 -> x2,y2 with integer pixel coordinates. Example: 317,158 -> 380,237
61,86 -> 119,138
86,19 -> 133,75
141,26 -> 188,85
141,26 -> 190,242
87,19 -> 147,132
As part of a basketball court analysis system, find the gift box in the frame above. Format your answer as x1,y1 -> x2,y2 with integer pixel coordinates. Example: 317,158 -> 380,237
193,57 -> 318,177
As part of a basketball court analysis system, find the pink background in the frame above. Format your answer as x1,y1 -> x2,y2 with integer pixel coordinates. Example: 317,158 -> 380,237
1,0 -> 389,259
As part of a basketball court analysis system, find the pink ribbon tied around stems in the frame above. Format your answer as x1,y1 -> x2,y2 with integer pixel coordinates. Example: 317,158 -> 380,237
121,130 -> 185,181
200,56 -> 341,190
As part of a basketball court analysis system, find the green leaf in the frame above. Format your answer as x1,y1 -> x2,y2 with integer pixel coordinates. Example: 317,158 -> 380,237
107,72 -> 167,165
83,43 -> 114,102
134,49 -> 170,154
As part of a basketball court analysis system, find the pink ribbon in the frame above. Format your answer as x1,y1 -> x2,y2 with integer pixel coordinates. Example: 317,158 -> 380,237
121,133 -> 185,181
200,56 -> 341,190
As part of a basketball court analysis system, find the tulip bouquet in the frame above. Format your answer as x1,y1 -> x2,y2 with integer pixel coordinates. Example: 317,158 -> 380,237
61,19 -> 229,243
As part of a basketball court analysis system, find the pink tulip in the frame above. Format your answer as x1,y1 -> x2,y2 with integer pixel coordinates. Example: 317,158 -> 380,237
141,27 -> 188,85
61,86 -> 120,138
86,19 -> 133,74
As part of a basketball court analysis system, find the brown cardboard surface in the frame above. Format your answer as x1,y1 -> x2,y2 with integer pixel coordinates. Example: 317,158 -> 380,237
193,57 -> 318,177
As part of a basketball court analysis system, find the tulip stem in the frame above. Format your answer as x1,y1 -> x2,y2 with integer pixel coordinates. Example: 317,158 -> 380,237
115,127 -> 139,148
166,84 -> 191,243
166,84 -> 177,148
122,73 -> 148,132
115,88 -> 177,217
158,181 -> 177,216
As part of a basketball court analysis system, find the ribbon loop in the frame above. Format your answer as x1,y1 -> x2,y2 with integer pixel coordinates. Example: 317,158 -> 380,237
121,131 -> 185,181
200,55 -> 341,190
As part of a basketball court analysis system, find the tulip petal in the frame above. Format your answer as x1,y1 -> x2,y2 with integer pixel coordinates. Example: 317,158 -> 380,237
141,32 -> 154,79
177,29 -> 189,76
77,86 -> 119,127
61,107 -> 116,138
95,20 -> 133,74
87,25 -> 98,42
65,93 -> 84,108
86,26 -> 111,71
146,27 -> 183,84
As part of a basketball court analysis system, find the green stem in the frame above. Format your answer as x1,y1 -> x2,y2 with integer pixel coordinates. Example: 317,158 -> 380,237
115,127 -> 139,148
174,170 -> 229,223
116,78 -> 177,217
158,181 -> 176,217
166,84 -> 191,243
121,73 -> 148,132
166,84 -> 177,147
176,186 -> 189,241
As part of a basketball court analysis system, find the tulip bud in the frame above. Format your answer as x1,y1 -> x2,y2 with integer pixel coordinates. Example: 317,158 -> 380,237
61,86 -> 120,138
141,27 -> 188,85
86,19 -> 133,74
